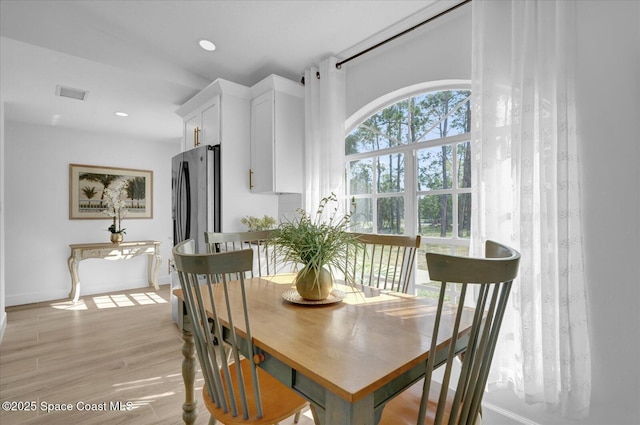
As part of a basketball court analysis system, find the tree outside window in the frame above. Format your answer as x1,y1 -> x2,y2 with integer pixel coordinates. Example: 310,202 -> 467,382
345,89 -> 471,296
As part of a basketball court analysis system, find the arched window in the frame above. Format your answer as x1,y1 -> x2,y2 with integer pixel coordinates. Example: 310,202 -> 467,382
345,85 -> 471,296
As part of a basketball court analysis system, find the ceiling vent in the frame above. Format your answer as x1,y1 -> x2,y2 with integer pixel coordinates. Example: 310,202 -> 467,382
55,85 -> 88,101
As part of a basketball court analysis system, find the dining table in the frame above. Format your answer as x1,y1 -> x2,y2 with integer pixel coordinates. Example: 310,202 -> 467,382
173,273 -> 474,425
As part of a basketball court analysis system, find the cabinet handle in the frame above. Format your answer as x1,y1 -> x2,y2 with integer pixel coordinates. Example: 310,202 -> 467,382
194,127 -> 200,147
249,169 -> 254,190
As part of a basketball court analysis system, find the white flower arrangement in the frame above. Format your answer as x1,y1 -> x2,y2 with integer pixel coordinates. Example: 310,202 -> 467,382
103,180 -> 128,234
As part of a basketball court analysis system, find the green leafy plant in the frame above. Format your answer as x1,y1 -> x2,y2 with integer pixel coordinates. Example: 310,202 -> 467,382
269,193 -> 361,292
241,215 -> 277,232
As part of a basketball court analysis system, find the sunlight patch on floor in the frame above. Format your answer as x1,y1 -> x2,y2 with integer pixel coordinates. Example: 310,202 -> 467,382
48,292 -> 168,311
94,295 -> 119,309
143,292 -> 168,303
87,293 -> 169,309
50,300 -> 89,310
130,292 -> 158,304
136,391 -> 176,401
113,376 -> 163,387
111,294 -> 136,307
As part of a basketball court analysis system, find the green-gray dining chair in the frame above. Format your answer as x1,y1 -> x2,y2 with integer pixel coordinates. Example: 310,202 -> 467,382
378,240 -> 520,425
173,240 -> 308,425
346,232 -> 421,293
205,230 -> 276,278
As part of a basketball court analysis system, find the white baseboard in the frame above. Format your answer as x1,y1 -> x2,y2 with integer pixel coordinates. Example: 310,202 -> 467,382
6,275 -> 171,307
0,310 -> 6,345
483,401 -> 543,425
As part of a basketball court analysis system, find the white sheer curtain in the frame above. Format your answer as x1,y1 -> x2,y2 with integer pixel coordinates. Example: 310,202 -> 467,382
303,56 -> 346,214
471,0 -> 590,419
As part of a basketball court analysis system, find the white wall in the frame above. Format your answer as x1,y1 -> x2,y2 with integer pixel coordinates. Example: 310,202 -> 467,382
342,2 -> 640,425
575,1 -> 640,424
4,121 -> 179,306
344,5 -> 471,119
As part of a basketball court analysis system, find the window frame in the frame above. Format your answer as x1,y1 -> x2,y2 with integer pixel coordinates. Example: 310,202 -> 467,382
344,81 -> 472,295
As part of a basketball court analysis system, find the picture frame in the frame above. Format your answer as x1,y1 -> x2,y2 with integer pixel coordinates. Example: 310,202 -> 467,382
69,164 -> 153,220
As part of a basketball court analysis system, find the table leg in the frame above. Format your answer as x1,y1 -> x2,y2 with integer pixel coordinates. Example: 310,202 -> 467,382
181,323 -> 198,425
323,391 -> 375,425
148,252 -> 161,290
67,256 -> 80,303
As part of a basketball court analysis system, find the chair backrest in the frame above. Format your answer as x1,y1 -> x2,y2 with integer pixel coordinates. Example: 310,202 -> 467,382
173,239 -> 264,420
418,240 -> 520,425
346,233 -> 421,293
205,230 -> 275,277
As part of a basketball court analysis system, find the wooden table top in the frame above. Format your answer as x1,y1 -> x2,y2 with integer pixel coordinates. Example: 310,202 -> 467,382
174,273 -> 472,403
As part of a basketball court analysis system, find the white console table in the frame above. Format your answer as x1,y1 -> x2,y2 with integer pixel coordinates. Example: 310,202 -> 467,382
67,240 -> 162,303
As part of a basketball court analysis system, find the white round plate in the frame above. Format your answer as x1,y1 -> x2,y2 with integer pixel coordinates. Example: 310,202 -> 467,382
282,288 -> 346,306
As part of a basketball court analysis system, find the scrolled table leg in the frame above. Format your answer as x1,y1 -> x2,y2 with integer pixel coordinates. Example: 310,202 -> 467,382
153,252 -> 162,290
148,252 -> 161,290
68,255 -> 80,303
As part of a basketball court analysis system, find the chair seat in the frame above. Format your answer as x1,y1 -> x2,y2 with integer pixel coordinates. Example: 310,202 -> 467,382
203,358 -> 308,425
379,379 -> 482,425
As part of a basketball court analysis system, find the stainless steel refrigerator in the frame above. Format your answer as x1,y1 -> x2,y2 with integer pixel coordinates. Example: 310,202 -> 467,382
170,144 -> 220,323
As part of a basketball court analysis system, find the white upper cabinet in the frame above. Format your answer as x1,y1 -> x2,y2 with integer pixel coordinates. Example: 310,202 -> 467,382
250,75 -> 304,193
176,79 -> 250,151
184,95 -> 220,149
176,78 -> 279,231
182,96 -> 220,150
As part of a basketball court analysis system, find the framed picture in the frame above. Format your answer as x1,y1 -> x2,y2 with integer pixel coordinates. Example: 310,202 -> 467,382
69,164 -> 153,219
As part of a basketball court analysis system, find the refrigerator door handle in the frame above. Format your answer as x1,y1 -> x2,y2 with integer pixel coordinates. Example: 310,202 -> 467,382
175,163 -> 182,243
173,162 -> 182,245
175,161 -> 192,243
173,162 -> 181,244
181,161 -> 191,241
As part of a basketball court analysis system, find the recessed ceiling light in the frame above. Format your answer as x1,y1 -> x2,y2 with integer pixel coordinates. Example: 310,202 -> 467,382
115,112 -> 128,117
199,39 -> 216,51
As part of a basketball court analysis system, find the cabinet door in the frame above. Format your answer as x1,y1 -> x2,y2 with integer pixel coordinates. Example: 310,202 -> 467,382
250,91 -> 275,193
273,91 -> 303,193
182,96 -> 220,150
184,113 -> 199,150
200,97 -> 220,146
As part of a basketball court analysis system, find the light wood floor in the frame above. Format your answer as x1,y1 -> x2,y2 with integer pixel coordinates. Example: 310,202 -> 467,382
0,285 -> 314,425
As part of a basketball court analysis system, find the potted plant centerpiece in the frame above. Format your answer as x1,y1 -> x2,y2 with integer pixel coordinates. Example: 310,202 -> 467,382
103,180 -> 128,243
269,193 -> 361,301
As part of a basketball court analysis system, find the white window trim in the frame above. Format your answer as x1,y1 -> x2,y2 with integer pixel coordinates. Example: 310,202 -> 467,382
345,81 -> 472,295
345,80 -> 471,134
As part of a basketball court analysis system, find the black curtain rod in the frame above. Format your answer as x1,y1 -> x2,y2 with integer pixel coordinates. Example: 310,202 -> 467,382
335,0 -> 472,69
